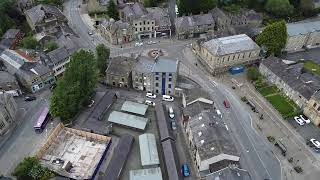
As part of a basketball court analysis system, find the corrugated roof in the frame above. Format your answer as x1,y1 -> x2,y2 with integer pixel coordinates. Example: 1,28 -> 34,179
139,133 -> 160,166
108,111 -> 149,130
202,34 -> 260,56
287,21 -> 320,36
130,167 -> 163,180
121,101 -> 148,116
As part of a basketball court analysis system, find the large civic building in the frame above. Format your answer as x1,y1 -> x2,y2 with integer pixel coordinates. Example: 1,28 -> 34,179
193,34 -> 260,75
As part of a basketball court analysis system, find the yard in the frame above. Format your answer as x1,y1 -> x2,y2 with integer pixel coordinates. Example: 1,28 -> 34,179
303,60 -> 320,76
259,85 -> 278,96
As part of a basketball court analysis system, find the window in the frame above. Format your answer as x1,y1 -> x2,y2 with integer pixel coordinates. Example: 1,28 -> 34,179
147,21 -> 149,24
147,27 -> 150,31
113,82 -> 116,86
140,22 -> 142,25
135,78 -> 138,82
0,121 -> 5,130
156,83 -> 159,87
156,89 -> 159,93
169,78 -> 172,82
162,73 -> 166,76
152,21 -> 154,24
135,23 -> 137,26
135,28 -> 138,31
168,84 -> 171,88
313,103 -> 317,108
155,72 -> 159,75
140,79 -> 142,83
168,90 -> 171,94
144,21 -> 145,25
144,27 -> 146,31
169,73 -> 172,76
122,78 -> 125,82
156,77 -> 159,80
318,106 -> 320,111
140,28 -> 142,31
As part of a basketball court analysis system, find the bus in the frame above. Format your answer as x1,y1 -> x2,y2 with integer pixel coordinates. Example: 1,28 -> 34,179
34,107 -> 50,133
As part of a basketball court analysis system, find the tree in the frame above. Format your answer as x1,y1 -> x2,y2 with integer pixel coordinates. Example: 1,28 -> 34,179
144,0 -> 157,7
96,44 -> 110,75
40,0 -> 63,6
22,36 -> 39,49
107,0 -> 119,20
256,20 -> 287,56
0,0 -> 15,37
50,50 -> 98,122
300,0 -> 315,16
265,0 -> 294,17
45,41 -> 58,52
178,0 -> 218,16
246,67 -> 260,81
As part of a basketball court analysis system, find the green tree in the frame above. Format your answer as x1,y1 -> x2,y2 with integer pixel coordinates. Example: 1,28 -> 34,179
265,0 -> 294,17
256,20 -> 287,56
107,0 -> 119,20
0,0 -> 15,37
289,0 -> 300,8
13,157 -> 38,180
50,50 -> 98,122
178,0 -> 218,16
96,44 -> 110,75
299,0 -> 315,16
246,67 -> 260,81
37,0 -> 63,6
22,36 -> 39,49
45,41 -> 58,52
144,0 -> 157,7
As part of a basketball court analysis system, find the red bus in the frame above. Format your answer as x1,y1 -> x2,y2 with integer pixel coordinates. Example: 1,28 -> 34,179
33,107 -> 50,133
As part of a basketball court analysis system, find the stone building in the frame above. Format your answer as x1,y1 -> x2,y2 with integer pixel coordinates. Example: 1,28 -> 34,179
132,56 -> 179,95
0,93 -> 18,136
105,56 -> 135,88
0,71 -> 21,96
99,19 -> 134,45
304,91 -> 320,126
193,34 -> 260,75
0,29 -> 24,50
284,21 -> 320,53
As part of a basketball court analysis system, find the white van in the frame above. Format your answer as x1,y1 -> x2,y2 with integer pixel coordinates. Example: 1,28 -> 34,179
162,95 -> 174,102
216,109 -> 222,118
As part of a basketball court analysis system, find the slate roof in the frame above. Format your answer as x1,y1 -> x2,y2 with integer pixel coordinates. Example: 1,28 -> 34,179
155,104 -> 175,142
175,13 -> 214,31
90,91 -> 116,121
209,7 -> 230,22
122,2 -> 147,20
100,19 -> 131,35
2,29 -> 20,39
146,7 -> 171,27
106,56 -> 135,76
262,57 -> 320,100
25,4 -> 65,27
0,39 -> 14,49
184,88 -> 213,106
182,101 -> 212,118
47,47 -> 69,64
152,57 -> 178,73
121,101 -> 148,116
287,21 -> 320,36
134,56 -> 154,73
0,71 -> 17,85
161,139 -> 182,180
202,34 -> 260,56
203,167 -> 252,180
312,90 -> 320,102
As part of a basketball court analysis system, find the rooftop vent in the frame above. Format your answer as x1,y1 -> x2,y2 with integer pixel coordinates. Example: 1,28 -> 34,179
201,123 -> 205,127
200,140 -> 204,144
198,131 -> 202,137
199,116 -> 202,120
237,172 -> 241,176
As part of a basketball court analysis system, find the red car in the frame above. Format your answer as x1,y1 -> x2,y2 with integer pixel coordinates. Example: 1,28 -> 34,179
224,100 -> 230,108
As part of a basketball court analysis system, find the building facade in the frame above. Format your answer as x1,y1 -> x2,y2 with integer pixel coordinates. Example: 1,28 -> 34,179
285,21 -> 320,53
0,71 -> 21,96
193,34 -> 260,75
99,19 -> 134,45
304,91 -> 320,126
0,93 -> 18,135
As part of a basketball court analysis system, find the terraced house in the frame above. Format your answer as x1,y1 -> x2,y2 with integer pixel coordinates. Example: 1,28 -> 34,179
304,91 -> 320,126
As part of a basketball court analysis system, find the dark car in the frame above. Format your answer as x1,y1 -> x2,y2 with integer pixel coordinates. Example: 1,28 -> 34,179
25,96 -> 36,101
224,100 -> 230,108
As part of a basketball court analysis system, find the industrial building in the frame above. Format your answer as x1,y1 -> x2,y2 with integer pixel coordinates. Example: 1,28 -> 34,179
121,101 -> 148,116
130,167 -> 163,180
108,111 -> 149,130
139,133 -> 160,167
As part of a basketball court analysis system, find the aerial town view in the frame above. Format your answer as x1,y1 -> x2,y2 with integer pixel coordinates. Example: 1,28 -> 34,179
1,0 -> 320,180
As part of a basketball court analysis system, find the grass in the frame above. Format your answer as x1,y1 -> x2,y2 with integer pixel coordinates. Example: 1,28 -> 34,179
303,60 -> 320,76
266,95 -> 295,116
259,85 -> 278,96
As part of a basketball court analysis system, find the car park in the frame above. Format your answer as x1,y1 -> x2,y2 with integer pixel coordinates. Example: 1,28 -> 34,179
181,164 -> 190,177
300,115 -> 310,124
169,107 -> 174,119
145,100 -> 155,106
294,116 -> 304,126
171,121 -> 177,130
146,92 -> 157,99
162,95 -> 174,102
223,100 -> 230,108
25,96 -> 36,101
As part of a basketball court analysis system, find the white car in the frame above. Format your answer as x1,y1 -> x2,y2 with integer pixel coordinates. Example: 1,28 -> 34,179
147,40 -> 156,45
88,100 -> 95,107
310,139 -> 320,148
169,107 -> 174,119
134,42 -> 143,47
145,100 -> 155,106
146,92 -> 157,99
300,115 -> 310,124
294,116 -> 304,126
162,95 -> 174,102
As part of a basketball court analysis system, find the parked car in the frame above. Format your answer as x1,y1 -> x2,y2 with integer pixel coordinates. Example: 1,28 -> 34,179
300,115 -> 310,124
310,138 -> 320,148
162,95 -> 174,102
145,100 -> 155,106
147,40 -> 156,45
146,92 -> 157,99
88,100 -> 95,108
88,31 -> 93,35
169,107 -> 174,119
294,116 -> 305,126
216,109 -> 222,118
134,42 -> 143,47
171,121 -> 177,130
24,96 -> 36,101
181,164 -> 190,177
223,100 -> 230,108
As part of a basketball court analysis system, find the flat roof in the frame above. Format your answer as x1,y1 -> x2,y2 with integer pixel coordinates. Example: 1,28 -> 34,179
121,101 -> 148,115
155,104 -> 175,142
139,133 -> 160,166
103,134 -> 134,180
130,167 -> 163,180
37,124 -> 111,180
108,111 -> 149,130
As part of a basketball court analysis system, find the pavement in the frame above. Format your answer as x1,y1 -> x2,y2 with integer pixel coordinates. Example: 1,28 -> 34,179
0,89 -> 58,176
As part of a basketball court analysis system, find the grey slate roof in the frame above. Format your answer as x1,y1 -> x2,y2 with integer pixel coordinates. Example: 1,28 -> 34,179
203,167 -> 252,180
122,2 -> 147,20
2,29 -> 20,39
184,88 -> 213,105
182,101 -> 212,118
287,21 -> 320,36
103,134 -> 134,180
202,34 -> 260,56
100,19 -> 131,35
146,7 -> 171,27
47,47 -> 69,64
188,111 -> 239,161
106,56 -> 135,76
209,7 -> 230,22
175,13 -> 214,31
90,91 -> 116,121
25,4 -> 65,27
155,104 -> 175,142
312,90 -> 320,102
262,57 -> 320,100
0,39 -> 14,49
121,101 -> 148,115
152,57 -> 178,73
161,139 -> 182,180
134,56 -> 154,73
0,71 -> 17,84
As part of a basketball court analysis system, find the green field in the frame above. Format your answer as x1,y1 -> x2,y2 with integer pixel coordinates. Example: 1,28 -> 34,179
266,95 -> 295,116
303,60 -> 320,76
259,86 -> 278,96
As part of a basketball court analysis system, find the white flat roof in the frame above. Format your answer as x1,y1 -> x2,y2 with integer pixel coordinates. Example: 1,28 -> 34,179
108,111 -> 149,130
130,167 -> 163,180
139,133 -> 160,166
